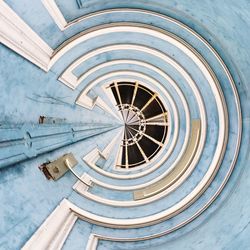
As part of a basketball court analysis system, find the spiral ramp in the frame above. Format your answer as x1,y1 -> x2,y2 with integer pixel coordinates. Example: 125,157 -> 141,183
0,1 -> 249,250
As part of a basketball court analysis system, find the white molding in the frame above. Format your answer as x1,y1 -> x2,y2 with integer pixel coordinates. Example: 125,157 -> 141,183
82,128 -> 122,167
73,172 -> 93,193
50,24 -> 224,169
0,1 -> 53,71
42,0 -> 67,31
73,121 -> 203,207
59,71 -> 78,89
86,234 -> 99,250
22,199 -> 77,250
51,24 -> 227,202
66,178 -> 229,228
76,95 -> 121,121
45,23 -> 205,70
134,120 -> 201,200
63,58 -> 194,175
79,73 -> 188,181
57,40 -> 209,179
24,176 -> 244,249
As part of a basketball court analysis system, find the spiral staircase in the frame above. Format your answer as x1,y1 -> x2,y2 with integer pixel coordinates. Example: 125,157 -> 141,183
0,1 -> 250,249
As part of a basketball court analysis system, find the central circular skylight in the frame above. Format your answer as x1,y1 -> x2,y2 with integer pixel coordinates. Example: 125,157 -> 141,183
120,104 -> 146,146
108,81 -> 168,169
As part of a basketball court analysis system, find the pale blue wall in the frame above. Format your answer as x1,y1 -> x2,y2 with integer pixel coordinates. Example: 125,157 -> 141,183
0,0 -> 249,250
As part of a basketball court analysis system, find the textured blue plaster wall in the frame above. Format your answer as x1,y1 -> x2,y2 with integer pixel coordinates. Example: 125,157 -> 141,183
0,127 -> 121,250
0,0 -> 250,250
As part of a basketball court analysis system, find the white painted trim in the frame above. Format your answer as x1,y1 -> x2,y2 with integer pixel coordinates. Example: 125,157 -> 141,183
26,161 -> 244,250
76,95 -> 121,121
67,181 -> 225,228
80,72 -> 178,175
67,90 -> 226,228
54,25 -> 226,204
73,173 -> 93,193
102,84 -> 124,122
101,129 -> 122,159
45,23 -> 214,72
0,1 -> 53,71
79,73 -> 191,181
84,120 -> 242,245
86,234 -> 99,250
42,0 -> 67,31
58,40 -> 209,179
59,41 -> 211,180
14,5 -> 241,246
69,58 -> 187,174
22,200 -> 77,250
24,128 -> 243,249
83,128 -> 122,165
73,122 -> 202,207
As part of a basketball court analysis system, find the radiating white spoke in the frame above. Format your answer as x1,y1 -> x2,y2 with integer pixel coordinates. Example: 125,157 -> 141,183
114,82 -> 122,105
141,93 -> 158,112
127,126 -> 137,140
125,143 -> 129,169
116,125 -> 126,167
126,113 -> 137,123
128,121 -> 141,126
126,110 -> 135,123
145,112 -> 168,122
125,109 -> 130,123
122,109 -> 130,123
129,126 -> 163,146
146,122 -> 169,126
127,115 -> 140,125
108,81 -> 169,169
131,81 -> 138,106
135,141 -> 149,163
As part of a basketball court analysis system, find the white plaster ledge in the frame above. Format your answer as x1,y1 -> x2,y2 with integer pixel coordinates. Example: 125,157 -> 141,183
0,2 -> 53,71
22,200 -> 77,250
